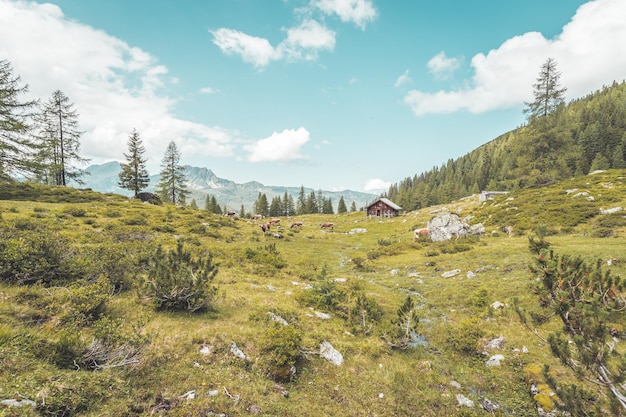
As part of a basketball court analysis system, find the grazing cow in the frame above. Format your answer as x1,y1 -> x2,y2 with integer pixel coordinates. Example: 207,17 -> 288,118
414,228 -> 429,241
272,233 -> 283,239
251,214 -> 264,220
227,211 -> 236,217
260,223 -> 271,233
268,218 -> 281,225
321,222 -> 334,230
290,221 -> 303,229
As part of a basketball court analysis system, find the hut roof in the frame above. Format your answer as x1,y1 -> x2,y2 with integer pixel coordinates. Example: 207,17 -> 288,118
367,197 -> 402,211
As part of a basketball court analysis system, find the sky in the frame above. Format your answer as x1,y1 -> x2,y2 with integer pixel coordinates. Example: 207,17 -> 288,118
1,0 -> 626,193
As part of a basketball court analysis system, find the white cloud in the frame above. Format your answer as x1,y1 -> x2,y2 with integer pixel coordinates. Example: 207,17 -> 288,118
280,19 -> 336,61
427,52 -> 461,80
394,69 -> 412,87
211,20 -> 335,68
199,87 -> 218,94
244,127 -> 311,162
0,0 -> 237,171
210,28 -> 277,69
405,0 -> 626,116
364,178 -> 391,193
313,0 -> 377,29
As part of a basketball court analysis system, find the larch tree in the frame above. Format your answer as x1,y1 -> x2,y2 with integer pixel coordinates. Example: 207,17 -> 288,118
524,58 -> 567,122
0,59 -> 38,180
34,90 -> 88,185
118,129 -> 149,197
156,141 -> 189,205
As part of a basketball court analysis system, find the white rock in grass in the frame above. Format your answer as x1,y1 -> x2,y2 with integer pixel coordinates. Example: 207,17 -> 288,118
486,354 -> 505,367
230,341 -> 247,360
442,269 -> 461,278
456,394 -> 474,407
320,341 -> 343,366
315,311 -> 332,320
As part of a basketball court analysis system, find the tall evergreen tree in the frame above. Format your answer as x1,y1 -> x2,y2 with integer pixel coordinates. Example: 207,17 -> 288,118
524,58 -> 567,122
240,204 -> 246,218
118,129 -> 149,197
296,186 -> 306,215
337,196 -> 347,213
322,197 -> 334,214
350,201 -> 357,212
156,141 -> 189,204
269,196 -> 282,217
35,90 -> 88,185
0,59 -> 38,180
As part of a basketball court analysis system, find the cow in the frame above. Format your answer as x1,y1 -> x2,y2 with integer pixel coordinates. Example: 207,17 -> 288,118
271,233 -> 283,239
227,211 -> 236,217
321,222 -> 334,230
259,223 -> 271,233
251,214 -> 264,220
268,218 -> 281,225
414,228 -> 429,241
290,221 -> 303,229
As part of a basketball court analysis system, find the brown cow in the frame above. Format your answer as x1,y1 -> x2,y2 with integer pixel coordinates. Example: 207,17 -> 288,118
251,214 -> 264,220
290,221 -> 303,228
268,218 -> 281,225
259,223 -> 271,233
321,222 -> 334,230
414,228 -> 429,241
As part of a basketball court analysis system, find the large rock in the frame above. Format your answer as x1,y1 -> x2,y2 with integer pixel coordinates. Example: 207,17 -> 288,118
427,213 -> 470,242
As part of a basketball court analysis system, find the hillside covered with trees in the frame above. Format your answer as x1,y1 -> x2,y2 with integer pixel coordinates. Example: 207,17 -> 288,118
386,73 -> 626,211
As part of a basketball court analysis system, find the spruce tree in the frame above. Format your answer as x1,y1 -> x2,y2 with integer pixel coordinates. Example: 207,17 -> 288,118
337,196 -> 347,213
35,90 -> 88,185
350,201 -> 357,212
296,186 -> 306,215
118,129 -> 149,197
156,141 -> 189,204
0,59 -> 38,180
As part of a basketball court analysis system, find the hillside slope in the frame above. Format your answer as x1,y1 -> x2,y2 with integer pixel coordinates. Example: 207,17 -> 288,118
0,171 -> 625,416
387,81 -> 626,211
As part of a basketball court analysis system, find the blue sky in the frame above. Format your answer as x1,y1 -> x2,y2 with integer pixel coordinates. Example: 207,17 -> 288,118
2,0 -> 625,193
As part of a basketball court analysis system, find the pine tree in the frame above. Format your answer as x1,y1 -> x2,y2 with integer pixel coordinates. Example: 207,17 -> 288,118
517,227 -> 626,412
240,204 -> 246,218
189,199 -> 198,209
34,90 -> 88,186
350,201 -> 357,212
118,129 -> 149,197
385,295 -> 420,349
337,196 -> 347,213
156,141 -> 189,205
0,59 -> 38,180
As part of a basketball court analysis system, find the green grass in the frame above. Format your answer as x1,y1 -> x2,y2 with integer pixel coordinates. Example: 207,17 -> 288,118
1,171 -> 625,416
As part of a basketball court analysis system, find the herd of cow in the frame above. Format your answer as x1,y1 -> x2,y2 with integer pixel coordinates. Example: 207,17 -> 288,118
253,217 -> 334,236
227,212 -> 429,240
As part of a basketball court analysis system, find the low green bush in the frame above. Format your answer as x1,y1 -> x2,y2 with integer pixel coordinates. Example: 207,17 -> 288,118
142,241 -> 219,312
260,323 -> 303,382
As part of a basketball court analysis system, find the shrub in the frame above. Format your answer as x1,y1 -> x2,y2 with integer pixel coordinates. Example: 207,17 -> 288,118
261,323 -> 302,382
56,277 -> 112,326
143,241 -> 219,312
63,206 -> 87,217
0,224 -> 83,285
446,317 -> 485,354
348,293 -> 383,335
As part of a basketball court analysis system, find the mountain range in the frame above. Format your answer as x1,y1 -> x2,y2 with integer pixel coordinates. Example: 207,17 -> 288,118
77,161 -> 378,213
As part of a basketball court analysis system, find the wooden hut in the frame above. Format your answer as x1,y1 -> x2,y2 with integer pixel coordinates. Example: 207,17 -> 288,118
366,197 -> 402,218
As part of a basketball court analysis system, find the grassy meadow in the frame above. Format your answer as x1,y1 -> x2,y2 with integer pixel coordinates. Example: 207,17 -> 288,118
1,170 -> 625,416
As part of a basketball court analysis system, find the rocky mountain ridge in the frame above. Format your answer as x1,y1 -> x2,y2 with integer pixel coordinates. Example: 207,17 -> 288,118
77,161 -> 378,212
